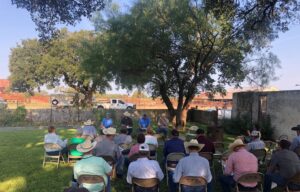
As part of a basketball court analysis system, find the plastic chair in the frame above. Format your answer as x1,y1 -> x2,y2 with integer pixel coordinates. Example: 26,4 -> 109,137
286,172 -> 300,192
236,172 -> 263,192
179,176 -> 207,192
165,153 -> 185,186
78,175 -> 106,192
68,144 -> 82,163
43,143 -> 65,168
131,178 -> 159,192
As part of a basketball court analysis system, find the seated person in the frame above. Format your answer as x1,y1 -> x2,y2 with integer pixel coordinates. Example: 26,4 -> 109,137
81,119 -> 97,140
114,128 -> 132,145
290,125 -> 300,152
157,113 -> 169,138
73,140 -> 112,192
246,130 -> 265,151
163,129 -> 186,192
127,144 -> 164,192
138,114 -> 151,133
44,126 -> 68,156
196,128 -> 215,153
219,139 -> 258,192
145,128 -> 158,147
121,111 -> 133,135
264,139 -> 300,192
101,113 -> 113,129
128,133 -> 146,158
173,139 -> 212,192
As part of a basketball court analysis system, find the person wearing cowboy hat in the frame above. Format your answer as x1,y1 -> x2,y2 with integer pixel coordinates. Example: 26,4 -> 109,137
127,143 -> 164,192
219,139 -> 258,192
263,139 -> 300,192
290,125 -> 300,151
246,130 -> 265,151
81,119 -> 97,140
157,113 -> 169,138
173,139 -> 212,192
93,127 -> 123,178
73,140 -> 112,192
101,112 -> 113,129
121,111 -> 133,135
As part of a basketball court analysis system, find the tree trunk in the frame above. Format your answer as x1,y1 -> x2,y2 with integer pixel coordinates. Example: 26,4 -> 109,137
175,108 -> 188,131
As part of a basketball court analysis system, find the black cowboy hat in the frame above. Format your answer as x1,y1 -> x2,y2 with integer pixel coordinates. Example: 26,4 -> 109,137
291,125 -> 300,131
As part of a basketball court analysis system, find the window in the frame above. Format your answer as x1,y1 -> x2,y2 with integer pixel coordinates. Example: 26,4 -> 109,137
119,100 -> 125,104
112,99 -> 117,104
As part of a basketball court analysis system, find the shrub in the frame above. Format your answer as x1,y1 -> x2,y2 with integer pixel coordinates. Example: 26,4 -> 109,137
0,106 -> 27,126
222,114 -> 252,135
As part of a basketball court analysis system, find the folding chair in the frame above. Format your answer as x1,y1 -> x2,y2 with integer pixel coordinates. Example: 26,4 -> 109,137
213,142 -> 225,161
286,172 -> 300,192
165,152 -> 185,186
43,143 -> 65,168
250,149 -> 267,170
131,177 -> 160,192
236,172 -> 263,192
199,152 -> 215,179
78,175 -> 106,192
148,144 -> 157,160
179,176 -> 207,192
68,144 -> 82,163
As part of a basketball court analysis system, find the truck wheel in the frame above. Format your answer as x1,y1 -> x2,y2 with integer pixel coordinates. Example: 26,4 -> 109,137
126,106 -> 133,110
98,105 -> 104,109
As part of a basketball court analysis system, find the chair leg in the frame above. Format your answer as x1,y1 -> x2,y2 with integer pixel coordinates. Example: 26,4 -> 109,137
57,156 -> 60,168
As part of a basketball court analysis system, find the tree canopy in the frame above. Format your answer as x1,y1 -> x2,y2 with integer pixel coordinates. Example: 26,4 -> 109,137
91,0 -> 297,126
9,29 -> 112,104
11,0 -> 106,39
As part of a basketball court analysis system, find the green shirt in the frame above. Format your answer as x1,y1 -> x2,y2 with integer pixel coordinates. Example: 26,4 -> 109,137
70,138 -> 85,156
74,155 -> 112,192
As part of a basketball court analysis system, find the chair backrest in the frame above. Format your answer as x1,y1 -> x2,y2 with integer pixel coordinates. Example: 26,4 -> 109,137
166,152 -> 185,162
44,143 -> 62,151
237,172 -> 263,184
78,175 -> 105,185
100,155 -> 115,165
250,149 -> 267,162
132,177 -> 159,188
179,176 -> 207,187
294,147 -> 300,156
213,142 -> 225,153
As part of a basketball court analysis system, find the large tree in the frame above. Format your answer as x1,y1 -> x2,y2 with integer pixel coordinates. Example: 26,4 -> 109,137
93,0 -> 297,128
9,29 -> 112,104
11,0 -> 106,39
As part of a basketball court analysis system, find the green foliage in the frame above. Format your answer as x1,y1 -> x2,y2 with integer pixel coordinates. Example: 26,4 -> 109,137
222,114 -> 253,135
258,115 -> 274,140
0,107 -> 27,126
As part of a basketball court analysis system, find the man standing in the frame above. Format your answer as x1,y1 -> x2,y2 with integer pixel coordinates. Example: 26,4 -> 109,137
196,128 -> 215,153
246,130 -> 265,151
74,140 -> 112,192
101,113 -> 113,129
138,114 -> 151,133
121,111 -> 133,135
219,139 -> 258,192
264,139 -> 300,192
290,125 -> 300,152
173,139 -> 212,192
127,143 -> 164,192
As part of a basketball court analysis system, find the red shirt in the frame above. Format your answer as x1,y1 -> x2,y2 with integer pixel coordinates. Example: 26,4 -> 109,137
197,135 -> 215,153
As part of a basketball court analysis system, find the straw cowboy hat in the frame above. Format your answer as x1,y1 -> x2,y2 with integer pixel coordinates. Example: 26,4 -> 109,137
123,111 -> 131,117
103,127 -> 117,135
76,140 -> 97,153
291,125 -> 300,131
228,139 -> 246,151
83,119 -> 94,126
184,139 -> 205,152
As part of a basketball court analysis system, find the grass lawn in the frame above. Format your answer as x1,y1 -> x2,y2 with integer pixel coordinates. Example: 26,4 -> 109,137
0,127 -> 282,192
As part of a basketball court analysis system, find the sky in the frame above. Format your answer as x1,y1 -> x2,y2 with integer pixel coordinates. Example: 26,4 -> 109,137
0,0 -> 300,92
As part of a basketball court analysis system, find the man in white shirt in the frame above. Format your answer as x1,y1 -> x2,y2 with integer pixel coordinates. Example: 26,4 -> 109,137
127,143 -> 164,192
173,139 -> 212,192
44,126 -> 68,156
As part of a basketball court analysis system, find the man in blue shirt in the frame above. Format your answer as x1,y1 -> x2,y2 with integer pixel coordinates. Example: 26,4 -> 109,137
163,129 -> 185,192
101,113 -> 113,129
138,114 -> 151,132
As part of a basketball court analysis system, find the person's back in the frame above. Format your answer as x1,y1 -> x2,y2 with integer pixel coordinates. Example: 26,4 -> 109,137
82,125 -> 97,138
145,130 -> 158,147
164,137 -> 185,158
196,129 -> 215,153
247,138 -> 265,151
114,134 -> 132,145
94,137 -> 119,160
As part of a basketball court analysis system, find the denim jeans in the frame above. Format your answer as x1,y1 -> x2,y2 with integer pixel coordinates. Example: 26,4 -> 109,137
180,182 -> 212,192
263,173 -> 287,192
219,175 -> 236,192
133,185 -> 158,192
46,146 -> 68,157
167,171 -> 178,192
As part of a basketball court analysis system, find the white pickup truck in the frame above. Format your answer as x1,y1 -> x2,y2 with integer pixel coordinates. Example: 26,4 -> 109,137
94,99 -> 136,110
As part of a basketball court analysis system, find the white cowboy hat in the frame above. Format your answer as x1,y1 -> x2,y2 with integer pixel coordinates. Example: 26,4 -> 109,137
184,139 -> 205,152
76,140 -> 97,153
84,119 -> 94,126
228,139 -> 246,151
123,111 -> 131,117
103,127 -> 117,135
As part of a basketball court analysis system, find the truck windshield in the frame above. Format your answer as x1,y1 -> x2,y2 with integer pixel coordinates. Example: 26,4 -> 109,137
118,100 -> 125,104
